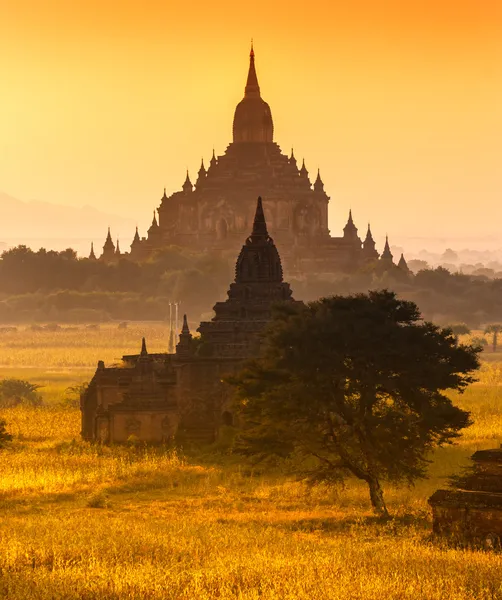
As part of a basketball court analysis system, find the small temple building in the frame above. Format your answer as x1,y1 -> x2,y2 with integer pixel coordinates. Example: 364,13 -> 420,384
81,198 -> 301,443
429,447 -> 502,547
93,44 -> 406,275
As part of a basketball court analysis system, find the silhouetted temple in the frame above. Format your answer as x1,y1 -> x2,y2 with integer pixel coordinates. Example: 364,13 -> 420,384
81,198 -> 301,443
95,44 -> 406,273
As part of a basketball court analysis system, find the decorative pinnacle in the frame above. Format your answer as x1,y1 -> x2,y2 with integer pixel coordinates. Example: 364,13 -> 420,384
198,158 -> 206,177
363,223 -> 375,245
140,337 -> 148,356
181,314 -> 190,334
251,197 -> 268,239
210,148 -> 217,167
133,226 -> 140,243
245,41 -> 260,97
183,170 -> 193,192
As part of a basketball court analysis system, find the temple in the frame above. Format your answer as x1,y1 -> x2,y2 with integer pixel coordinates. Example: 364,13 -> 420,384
81,198 -> 301,443
93,44 -> 407,274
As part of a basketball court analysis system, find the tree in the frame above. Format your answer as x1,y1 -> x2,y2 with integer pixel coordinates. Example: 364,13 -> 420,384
231,290 -> 480,517
449,323 -> 471,345
470,336 -> 488,349
0,420 -> 12,447
484,324 -> 502,352
0,379 -> 43,407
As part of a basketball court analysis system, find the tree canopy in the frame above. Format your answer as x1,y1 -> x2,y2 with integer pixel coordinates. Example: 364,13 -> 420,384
484,324 -> 502,352
231,290 -> 480,516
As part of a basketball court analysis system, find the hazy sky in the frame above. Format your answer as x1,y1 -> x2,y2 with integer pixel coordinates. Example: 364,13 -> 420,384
1,0 -> 501,240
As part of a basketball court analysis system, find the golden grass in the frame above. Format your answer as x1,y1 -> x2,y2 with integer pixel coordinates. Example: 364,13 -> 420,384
0,330 -> 502,598
0,322 -> 171,368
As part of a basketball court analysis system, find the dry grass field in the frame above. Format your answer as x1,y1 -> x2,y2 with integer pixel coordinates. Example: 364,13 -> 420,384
0,325 -> 502,599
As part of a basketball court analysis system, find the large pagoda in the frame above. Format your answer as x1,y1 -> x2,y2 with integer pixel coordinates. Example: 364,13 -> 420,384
97,44 -> 406,274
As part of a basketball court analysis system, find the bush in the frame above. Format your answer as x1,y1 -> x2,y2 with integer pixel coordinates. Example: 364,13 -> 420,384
86,490 -> 110,509
60,383 -> 88,409
0,379 -> 43,408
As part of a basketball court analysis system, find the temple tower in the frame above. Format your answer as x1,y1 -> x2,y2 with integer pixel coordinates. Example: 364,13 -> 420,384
362,224 -> 379,261
197,197 -> 299,358
380,236 -> 394,266
101,228 -> 116,262
233,43 -> 274,143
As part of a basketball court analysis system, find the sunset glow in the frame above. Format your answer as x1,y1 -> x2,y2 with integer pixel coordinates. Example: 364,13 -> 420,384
1,0 -> 501,240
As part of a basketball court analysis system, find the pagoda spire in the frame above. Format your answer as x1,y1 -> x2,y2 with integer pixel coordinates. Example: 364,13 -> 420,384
210,148 -> 217,169
89,242 -> 96,260
151,210 -> 158,227
245,40 -> 260,98
381,235 -> 394,263
364,223 -> 374,243
299,159 -> 308,178
140,337 -> 148,357
161,187 -> 167,201
343,209 -> 359,240
398,253 -> 410,272
182,170 -> 193,193
116,239 -> 121,255
234,197 -> 284,285
314,168 -> 324,192
181,313 -> 190,335
133,226 -> 140,244
102,227 -> 115,260
289,148 -> 297,169
198,158 -> 206,176
362,223 -> 379,261
176,314 -> 193,357
250,196 -> 269,239
196,158 -> 206,187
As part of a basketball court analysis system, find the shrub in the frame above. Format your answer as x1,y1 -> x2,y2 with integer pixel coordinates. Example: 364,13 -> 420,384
0,379 -> 43,408
86,490 -> 109,509
60,383 -> 89,409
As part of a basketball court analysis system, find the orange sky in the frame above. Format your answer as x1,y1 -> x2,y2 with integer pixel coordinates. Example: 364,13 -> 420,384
1,0 -> 501,241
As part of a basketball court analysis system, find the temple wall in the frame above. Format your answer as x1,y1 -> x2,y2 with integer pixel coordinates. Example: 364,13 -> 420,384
109,410 -> 179,443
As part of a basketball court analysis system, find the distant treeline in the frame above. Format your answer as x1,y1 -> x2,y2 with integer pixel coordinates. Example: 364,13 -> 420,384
1,245 -> 502,326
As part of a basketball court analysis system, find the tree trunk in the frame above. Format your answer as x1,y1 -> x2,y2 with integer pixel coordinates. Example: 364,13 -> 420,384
367,477 -> 389,518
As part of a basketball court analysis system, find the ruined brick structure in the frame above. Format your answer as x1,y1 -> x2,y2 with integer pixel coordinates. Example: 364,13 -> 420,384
94,45 -> 405,274
81,198 -> 300,443
429,446 -> 502,547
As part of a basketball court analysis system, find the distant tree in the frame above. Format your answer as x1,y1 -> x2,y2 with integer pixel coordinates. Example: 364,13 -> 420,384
231,291 -> 480,517
0,420 -> 12,448
407,259 -> 429,273
449,323 -> 471,345
484,324 -> 502,352
442,249 -> 458,263
0,379 -> 43,407
470,336 -> 488,349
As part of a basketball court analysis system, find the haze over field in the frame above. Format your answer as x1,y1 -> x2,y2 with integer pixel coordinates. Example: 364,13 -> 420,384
1,0 -> 501,244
